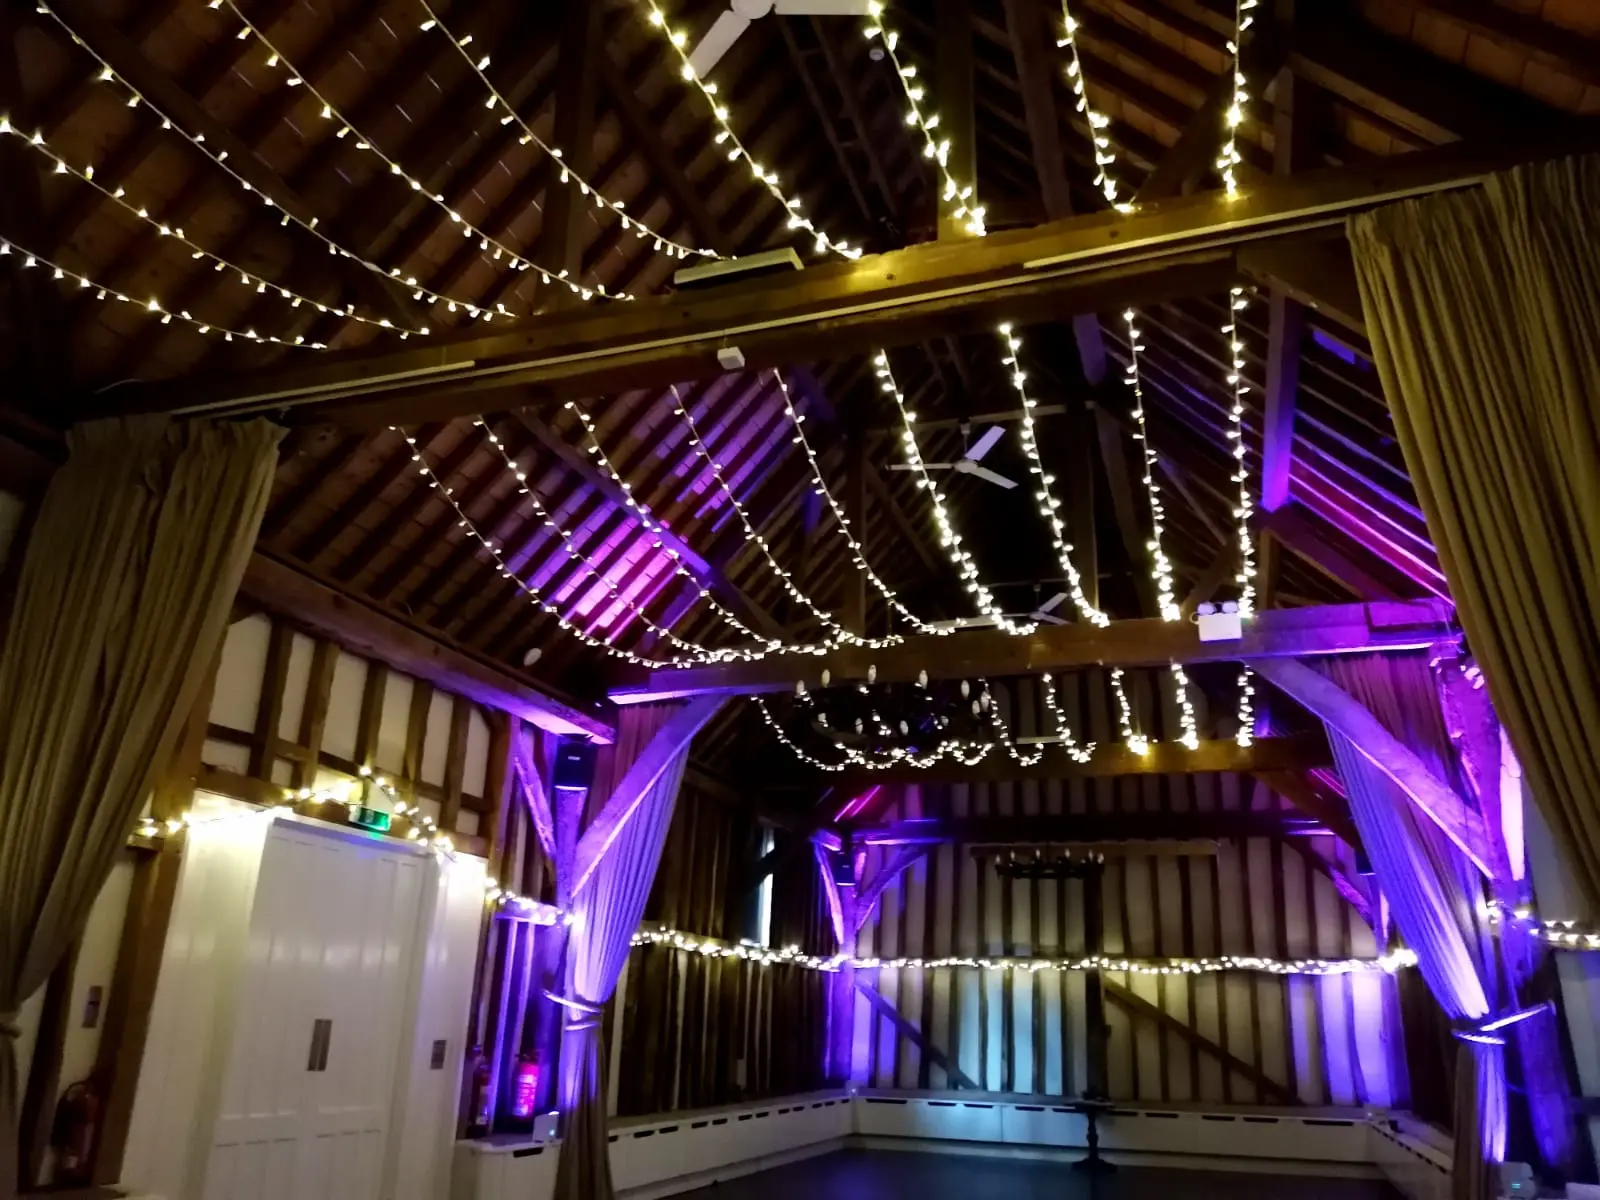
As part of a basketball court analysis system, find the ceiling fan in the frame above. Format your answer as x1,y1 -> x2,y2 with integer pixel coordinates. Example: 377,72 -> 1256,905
888,423 -> 1020,490
688,0 -> 876,76
928,589 -> 1069,632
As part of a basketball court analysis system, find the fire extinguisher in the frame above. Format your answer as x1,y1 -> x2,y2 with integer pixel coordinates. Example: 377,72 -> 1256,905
511,1055 -> 542,1121
467,1046 -> 492,1137
49,1079 -> 100,1185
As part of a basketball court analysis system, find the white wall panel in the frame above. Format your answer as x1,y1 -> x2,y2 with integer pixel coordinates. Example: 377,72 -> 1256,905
211,614 -> 272,733
323,652 -> 368,762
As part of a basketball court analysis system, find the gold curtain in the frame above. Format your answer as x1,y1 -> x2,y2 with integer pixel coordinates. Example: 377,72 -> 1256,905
1346,153 -> 1600,915
0,416 -> 282,1197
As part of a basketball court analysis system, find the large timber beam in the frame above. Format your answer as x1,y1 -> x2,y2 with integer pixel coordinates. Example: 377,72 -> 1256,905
1248,656 -> 1494,876
832,735 -> 1329,789
239,551 -> 614,742
611,599 -> 1457,701
113,132 -> 1599,427
854,809 -> 1332,846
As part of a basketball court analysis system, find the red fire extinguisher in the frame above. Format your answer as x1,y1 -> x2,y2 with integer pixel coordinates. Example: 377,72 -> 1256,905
467,1046 -> 492,1136
511,1055 -> 542,1120
49,1079 -> 100,1185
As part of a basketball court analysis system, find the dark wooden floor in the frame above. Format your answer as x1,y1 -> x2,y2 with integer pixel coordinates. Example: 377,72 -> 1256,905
677,1149 -> 1400,1198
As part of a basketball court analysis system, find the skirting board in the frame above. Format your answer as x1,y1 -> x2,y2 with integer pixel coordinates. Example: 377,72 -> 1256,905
849,1135 -> 1384,1179
618,1138 -> 848,1200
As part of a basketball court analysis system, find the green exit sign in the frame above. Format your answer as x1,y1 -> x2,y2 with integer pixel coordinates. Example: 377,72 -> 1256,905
352,807 -> 392,834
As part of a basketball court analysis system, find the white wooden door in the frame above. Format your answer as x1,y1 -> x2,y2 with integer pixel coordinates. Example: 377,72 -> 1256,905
202,824 -> 424,1200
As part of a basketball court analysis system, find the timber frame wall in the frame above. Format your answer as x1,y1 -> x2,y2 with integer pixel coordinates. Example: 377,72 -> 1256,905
847,669 -> 1402,1108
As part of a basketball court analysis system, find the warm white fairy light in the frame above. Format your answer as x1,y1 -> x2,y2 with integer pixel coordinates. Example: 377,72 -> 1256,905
639,385 -> 904,652
0,235 -> 307,348
1121,309 -> 1181,621
211,0 -> 630,306
1484,899 -> 1600,950
876,350 -> 1035,635
1,117 -> 421,340
35,1 -> 521,327
1040,673 -> 1095,763
1170,663 -> 1201,750
643,3 -> 861,260
629,922 -> 1417,976
755,697 -> 995,774
1110,667 -> 1149,756
1000,324 -> 1108,626
1222,287 -> 1258,616
1218,0 -> 1259,195
865,3 -> 985,237
393,425 -> 716,668
770,371 -> 944,636
977,681 -> 1043,765
471,418 -> 772,661
1235,666 -> 1256,748
416,0 -> 714,264
1054,2 -> 1125,208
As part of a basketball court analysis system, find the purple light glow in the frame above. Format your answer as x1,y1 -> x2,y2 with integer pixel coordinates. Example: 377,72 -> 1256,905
1292,474 -> 1449,596
834,786 -> 881,823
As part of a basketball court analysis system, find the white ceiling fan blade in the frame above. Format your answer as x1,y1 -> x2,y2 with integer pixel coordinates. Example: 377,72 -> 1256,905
1037,591 -> 1068,615
688,9 -> 751,75
956,462 -> 1019,489
773,0 -> 875,12
964,425 -> 1005,463
1029,610 -> 1069,625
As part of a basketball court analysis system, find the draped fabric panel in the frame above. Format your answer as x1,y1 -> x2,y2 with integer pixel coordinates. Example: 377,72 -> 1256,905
1322,654 -> 1504,1200
553,702 -> 704,1200
1346,154 -> 1600,915
0,416 -> 282,1200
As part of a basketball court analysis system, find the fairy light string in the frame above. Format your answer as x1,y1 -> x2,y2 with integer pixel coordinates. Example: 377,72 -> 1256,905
35,0 -> 516,329
208,0 -> 629,306
1219,0 -> 1259,195
876,350 -> 1035,635
771,371 -> 942,636
415,0 -> 714,263
643,3 -> 861,260
1222,286 -> 1259,616
0,117 -> 421,340
1054,1 -> 1125,208
664,382 -> 903,652
865,2 -> 985,236
999,324 -> 1108,627
1235,666 -> 1256,748
632,923 -> 1419,977
1040,673 -> 1095,763
470,419 -> 768,662
1170,663 -> 1202,751
1110,668 -> 1149,756
1120,309 -> 1181,621
0,235 -> 308,348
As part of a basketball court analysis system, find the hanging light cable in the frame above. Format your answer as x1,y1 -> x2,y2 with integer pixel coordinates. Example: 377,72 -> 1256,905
1120,310 -> 1181,621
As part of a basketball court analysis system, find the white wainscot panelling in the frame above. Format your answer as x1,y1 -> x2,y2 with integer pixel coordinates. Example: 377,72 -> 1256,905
452,1093 -> 853,1200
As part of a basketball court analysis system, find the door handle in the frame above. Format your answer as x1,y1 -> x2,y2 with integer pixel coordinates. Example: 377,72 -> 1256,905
308,1018 -> 332,1072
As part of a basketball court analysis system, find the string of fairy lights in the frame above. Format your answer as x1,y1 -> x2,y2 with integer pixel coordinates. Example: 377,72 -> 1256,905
631,925 -> 1419,977
469,418 -> 774,662
643,3 -> 862,260
999,324 -> 1108,627
1219,0 -> 1261,196
1054,1 -> 1125,208
208,0 -> 628,308
663,383 -> 905,652
415,0 -> 715,264
1040,673 -> 1096,763
771,372 -> 942,636
31,1 -> 515,330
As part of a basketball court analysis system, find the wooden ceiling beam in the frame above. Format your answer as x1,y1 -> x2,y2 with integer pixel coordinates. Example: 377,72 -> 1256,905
534,0 -> 602,307
1414,0 -> 1600,90
853,795 -> 1334,841
1003,0 -> 1108,383
112,127 -> 1597,426
1258,503 -> 1402,602
1236,236 -> 1365,336
240,551 -> 612,742
1290,6 -> 1582,146
613,598 -> 1457,700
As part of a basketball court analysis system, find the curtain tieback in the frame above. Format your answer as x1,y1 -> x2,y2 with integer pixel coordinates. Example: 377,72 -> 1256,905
0,1012 -> 20,1041
1451,1001 -> 1552,1046
544,990 -> 604,1033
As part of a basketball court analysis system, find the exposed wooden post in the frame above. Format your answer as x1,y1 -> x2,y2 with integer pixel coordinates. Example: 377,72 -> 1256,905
535,0 -> 601,309
1248,656 -> 1494,876
1068,398 -> 1099,611
935,0 -> 977,241
856,977 -> 977,1088
1083,860 -> 1109,1098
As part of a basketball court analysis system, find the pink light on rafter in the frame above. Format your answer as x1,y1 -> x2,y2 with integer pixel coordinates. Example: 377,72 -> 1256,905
834,786 -> 881,823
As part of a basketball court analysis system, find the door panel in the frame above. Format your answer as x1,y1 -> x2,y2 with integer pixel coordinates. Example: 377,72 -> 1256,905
206,825 -> 425,1200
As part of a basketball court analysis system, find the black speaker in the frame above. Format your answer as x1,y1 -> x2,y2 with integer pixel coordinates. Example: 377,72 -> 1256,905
551,739 -> 596,792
